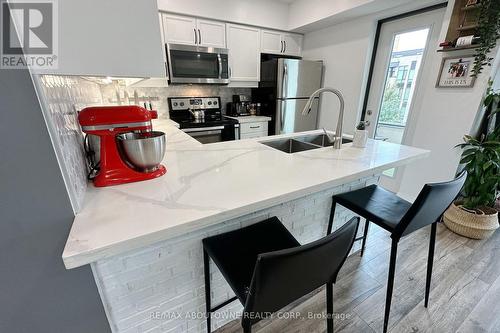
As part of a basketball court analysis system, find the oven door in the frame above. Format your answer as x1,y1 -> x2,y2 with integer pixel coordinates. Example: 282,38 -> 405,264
167,44 -> 229,84
182,126 -> 224,144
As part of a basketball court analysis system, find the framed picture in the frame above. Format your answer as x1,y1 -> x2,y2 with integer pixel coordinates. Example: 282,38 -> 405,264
436,56 -> 476,88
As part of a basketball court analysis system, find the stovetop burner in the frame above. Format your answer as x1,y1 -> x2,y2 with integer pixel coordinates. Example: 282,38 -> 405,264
168,96 -> 237,129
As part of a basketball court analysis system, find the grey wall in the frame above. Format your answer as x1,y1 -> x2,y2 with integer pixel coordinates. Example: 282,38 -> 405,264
0,68 -> 110,331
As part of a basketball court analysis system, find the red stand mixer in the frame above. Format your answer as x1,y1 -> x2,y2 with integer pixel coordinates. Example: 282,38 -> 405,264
79,105 -> 166,187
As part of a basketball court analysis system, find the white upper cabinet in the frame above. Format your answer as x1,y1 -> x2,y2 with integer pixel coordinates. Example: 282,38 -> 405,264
227,24 -> 261,83
261,30 -> 283,54
29,0 -> 165,77
196,19 -> 226,48
261,30 -> 303,56
162,14 -> 197,45
282,33 -> 303,57
162,14 -> 226,48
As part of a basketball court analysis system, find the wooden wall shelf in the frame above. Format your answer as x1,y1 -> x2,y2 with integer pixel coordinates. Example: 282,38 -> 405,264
461,4 -> 482,11
457,24 -> 479,31
437,44 -> 478,52
438,0 -> 481,52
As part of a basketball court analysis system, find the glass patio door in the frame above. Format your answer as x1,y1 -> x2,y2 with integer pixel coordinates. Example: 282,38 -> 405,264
364,8 -> 445,191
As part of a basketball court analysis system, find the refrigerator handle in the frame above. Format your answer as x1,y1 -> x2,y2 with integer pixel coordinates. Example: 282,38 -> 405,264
282,64 -> 288,97
275,100 -> 283,134
280,102 -> 286,133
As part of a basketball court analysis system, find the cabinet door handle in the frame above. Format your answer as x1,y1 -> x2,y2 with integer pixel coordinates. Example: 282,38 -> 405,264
250,126 -> 260,129
194,28 -> 197,44
280,40 -> 283,53
284,40 -> 287,53
198,29 -> 201,45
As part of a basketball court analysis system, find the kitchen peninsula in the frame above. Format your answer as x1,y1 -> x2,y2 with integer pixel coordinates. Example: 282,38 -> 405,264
62,119 -> 429,333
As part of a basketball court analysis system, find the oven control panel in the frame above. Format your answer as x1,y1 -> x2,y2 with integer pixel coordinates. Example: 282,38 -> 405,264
169,97 -> 220,111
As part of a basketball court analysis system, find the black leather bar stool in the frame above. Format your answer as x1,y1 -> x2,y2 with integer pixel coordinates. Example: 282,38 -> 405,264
327,172 -> 466,333
202,216 -> 360,333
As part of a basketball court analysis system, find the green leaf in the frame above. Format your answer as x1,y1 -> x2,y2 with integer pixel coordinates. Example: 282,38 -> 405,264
484,94 -> 494,107
483,160 -> 493,170
462,148 -> 479,157
482,141 -> 500,148
460,154 -> 475,164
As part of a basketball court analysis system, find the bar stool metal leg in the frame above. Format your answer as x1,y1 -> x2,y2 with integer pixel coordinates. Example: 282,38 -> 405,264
203,249 -> 212,333
326,283 -> 334,333
360,219 -> 370,257
383,239 -> 398,333
242,321 -> 252,333
425,222 -> 437,308
327,200 -> 337,235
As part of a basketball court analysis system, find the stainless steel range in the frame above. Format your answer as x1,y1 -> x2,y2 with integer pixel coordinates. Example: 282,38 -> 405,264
168,96 -> 239,144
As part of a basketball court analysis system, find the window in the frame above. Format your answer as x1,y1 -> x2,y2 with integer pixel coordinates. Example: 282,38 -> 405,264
375,28 -> 429,147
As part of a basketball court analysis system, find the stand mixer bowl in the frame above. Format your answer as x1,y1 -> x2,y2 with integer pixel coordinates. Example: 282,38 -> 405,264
117,131 -> 166,172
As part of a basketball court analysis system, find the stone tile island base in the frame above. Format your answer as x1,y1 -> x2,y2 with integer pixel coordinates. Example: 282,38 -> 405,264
91,174 -> 380,333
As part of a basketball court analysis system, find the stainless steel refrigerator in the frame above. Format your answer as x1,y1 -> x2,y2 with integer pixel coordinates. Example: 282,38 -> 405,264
254,58 -> 323,135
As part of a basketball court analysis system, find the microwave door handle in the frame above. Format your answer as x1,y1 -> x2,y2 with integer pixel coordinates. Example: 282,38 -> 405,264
218,54 -> 222,79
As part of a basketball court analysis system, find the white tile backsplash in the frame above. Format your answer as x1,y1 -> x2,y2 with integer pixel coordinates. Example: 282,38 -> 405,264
100,83 -> 251,118
34,75 -> 252,213
34,75 -> 104,213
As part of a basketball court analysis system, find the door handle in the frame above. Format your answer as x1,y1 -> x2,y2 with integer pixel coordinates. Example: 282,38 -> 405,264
198,29 -> 201,45
194,28 -> 197,44
280,41 -> 283,53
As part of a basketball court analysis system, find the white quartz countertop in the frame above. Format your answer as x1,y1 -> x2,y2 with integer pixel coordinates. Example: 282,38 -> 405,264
224,115 -> 271,123
62,119 -> 429,269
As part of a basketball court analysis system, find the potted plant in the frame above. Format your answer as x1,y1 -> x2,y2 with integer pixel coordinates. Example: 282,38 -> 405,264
471,0 -> 500,76
353,121 -> 369,148
443,123 -> 499,239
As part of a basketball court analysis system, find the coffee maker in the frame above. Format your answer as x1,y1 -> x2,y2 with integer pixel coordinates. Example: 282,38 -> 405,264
79,105 -> 166,187
227,94 -> 251,116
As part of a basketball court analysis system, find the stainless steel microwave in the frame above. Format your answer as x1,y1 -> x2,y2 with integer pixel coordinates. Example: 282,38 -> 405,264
166,44 -> 230,84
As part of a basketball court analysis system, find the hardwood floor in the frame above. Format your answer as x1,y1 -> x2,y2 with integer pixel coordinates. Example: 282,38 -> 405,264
214,222 -> 500,333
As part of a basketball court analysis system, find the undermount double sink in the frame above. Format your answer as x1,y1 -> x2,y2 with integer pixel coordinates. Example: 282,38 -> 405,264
260,134 -> 352,154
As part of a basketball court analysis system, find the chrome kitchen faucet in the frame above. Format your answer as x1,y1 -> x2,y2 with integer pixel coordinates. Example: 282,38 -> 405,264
301,87 -> 345,149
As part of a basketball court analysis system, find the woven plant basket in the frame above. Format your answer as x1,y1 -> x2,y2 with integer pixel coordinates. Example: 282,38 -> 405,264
444,202 -> 499,240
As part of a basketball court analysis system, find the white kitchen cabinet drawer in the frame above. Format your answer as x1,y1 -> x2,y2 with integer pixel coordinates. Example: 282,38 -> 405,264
240,122 -> 268,135
240,131 -> 267,139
